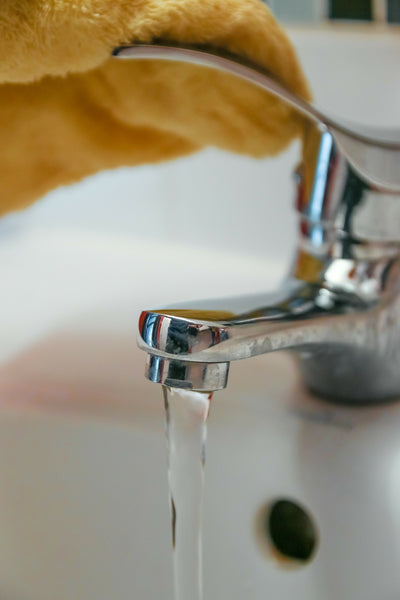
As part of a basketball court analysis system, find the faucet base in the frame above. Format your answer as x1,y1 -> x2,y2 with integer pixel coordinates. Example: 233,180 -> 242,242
145,355 -> 230,392
298,344 -> 400,405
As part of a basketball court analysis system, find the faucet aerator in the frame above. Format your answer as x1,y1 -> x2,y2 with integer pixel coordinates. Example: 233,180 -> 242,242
145,354 -> 230,392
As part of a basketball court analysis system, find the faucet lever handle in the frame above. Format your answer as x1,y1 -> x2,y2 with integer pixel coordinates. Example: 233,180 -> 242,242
113,42 -> 400,192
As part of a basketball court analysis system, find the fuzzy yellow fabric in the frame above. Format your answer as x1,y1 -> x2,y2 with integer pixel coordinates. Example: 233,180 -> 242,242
0,0 -> 311,216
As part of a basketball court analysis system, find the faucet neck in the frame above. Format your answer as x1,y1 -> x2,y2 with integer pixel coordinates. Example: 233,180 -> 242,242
295,125 -> 400,264
291,124 -> 400,296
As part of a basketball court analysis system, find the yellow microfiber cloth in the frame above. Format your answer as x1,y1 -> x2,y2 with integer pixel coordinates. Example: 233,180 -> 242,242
0,0 -> 311,217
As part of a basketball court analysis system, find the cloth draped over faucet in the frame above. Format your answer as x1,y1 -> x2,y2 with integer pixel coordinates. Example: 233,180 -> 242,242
0,0 -> 311,216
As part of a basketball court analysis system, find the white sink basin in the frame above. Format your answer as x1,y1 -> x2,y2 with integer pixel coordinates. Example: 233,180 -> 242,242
1,228 -> 400,600
0,26 -> 400,600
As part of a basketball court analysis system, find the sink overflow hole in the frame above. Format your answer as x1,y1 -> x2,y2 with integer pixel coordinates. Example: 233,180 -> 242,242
257,498 -> 318,564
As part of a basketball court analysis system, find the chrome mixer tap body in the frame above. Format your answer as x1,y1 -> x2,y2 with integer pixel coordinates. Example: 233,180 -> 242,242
113,44 -> 400,403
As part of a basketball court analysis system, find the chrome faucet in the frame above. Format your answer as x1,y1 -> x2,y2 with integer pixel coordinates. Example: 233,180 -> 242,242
114,43 -> 400,404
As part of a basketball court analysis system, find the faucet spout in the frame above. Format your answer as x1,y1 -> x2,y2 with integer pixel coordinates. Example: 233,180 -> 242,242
139,256 -> 400,400
138,279 -> 369,363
